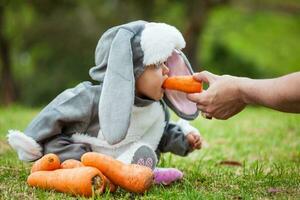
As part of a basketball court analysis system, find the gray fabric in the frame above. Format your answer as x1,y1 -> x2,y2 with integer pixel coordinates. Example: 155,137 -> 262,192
89,21 -> 149,145
156,122 -> 191,157
99,28 -> 135,145
89,20 -> 146,82
24,82 -> 99,142
23,82 -> 100,161
43,134 -> 92,162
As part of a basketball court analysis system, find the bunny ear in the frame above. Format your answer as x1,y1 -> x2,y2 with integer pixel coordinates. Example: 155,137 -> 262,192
99,28 -> 135,145
163,50 -> 199,120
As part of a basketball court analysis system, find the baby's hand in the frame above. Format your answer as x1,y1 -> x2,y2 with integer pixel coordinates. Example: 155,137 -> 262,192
186,131 -> 202,151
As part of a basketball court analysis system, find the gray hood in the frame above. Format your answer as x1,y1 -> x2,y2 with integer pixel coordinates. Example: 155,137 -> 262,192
89,20 -> 198,145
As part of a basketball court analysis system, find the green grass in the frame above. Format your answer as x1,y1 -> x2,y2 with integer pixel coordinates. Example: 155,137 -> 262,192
0,106 -> 299,199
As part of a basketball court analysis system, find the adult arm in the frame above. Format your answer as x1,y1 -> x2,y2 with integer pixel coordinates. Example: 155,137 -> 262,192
187,71 -> 300,119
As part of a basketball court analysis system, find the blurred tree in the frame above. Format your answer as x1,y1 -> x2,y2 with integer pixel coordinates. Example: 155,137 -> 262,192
201,2 -> 300,78
0,0 -> 299,106
0,4 -> 17,105
232,0 -> 300,14
183,0 -> 229,70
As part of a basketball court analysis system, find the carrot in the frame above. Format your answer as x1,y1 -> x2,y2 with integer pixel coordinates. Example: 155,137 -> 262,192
162,75 -> 203,93
81,152 -> 153,193
60,159 -> 118,193
27,167 -> 107,197
61,159 -> 84,169
30,153 -> 61,173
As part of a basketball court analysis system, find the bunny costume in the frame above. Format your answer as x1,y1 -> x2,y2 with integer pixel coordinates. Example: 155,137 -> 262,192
8,21 -> 200,169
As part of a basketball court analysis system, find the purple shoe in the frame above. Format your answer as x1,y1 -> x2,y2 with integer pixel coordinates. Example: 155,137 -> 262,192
153,168 -> 184,185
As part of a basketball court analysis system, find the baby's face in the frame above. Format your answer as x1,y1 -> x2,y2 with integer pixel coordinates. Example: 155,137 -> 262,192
136,63 -> 169,101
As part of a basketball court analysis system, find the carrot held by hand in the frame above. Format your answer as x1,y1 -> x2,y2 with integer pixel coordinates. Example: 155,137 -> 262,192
27,167 -> 107,197
162,75 -> 203,93
30,153 -> 61,173
81,152 -> 153,193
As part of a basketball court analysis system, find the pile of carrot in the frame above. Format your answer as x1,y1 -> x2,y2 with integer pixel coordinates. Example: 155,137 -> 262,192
162,75 -> 203,93
81,152 -> 154,193
27,153 -> 153,197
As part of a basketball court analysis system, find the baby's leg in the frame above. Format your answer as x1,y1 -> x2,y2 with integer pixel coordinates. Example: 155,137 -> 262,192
132,145 -> 157,169
43,134 -> 92,162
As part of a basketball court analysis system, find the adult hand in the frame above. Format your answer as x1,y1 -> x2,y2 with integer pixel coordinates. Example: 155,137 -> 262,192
187,71 -> 246,120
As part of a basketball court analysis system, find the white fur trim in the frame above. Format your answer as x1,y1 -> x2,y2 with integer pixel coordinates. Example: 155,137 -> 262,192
72,102 -> 165,163
176,119 -> 199,136
72,133 -> 107,146
7,130 -> 43,161
141,22 -> 186,65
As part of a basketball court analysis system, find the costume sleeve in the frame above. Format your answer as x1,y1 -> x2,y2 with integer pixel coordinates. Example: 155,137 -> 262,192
25,82 -> 96,141
23,82 -> 97,160
157,120 -> 191,157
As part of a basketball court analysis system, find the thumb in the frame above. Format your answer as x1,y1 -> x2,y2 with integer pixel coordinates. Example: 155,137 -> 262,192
187,91 -> 208,105
193,71 -> 217,84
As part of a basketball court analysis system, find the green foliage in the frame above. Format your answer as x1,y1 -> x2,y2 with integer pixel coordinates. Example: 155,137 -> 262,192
1,1 -> 300,105
201,6 -> 300,78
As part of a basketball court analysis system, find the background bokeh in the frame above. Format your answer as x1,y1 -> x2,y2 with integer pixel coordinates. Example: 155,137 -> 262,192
1,0 -> 299,106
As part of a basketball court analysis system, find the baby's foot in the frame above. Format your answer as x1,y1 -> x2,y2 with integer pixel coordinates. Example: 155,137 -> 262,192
153,168 -> 184,185
136,158 -> 145,166
132,145 -> 157,170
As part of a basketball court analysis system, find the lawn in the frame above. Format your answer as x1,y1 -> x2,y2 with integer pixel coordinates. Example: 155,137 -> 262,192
0,106 -> 299,199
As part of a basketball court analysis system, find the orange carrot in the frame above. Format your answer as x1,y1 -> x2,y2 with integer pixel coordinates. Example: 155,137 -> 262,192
60,158 -> 118,193
27,167 -> 107,197
162,75 -> 202,93
81,152 -> 153,193
30,153 -> 61,173
61,159 -> 84,169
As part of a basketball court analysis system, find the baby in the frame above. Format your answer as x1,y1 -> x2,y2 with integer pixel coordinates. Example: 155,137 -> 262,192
8,20 -> 204,185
